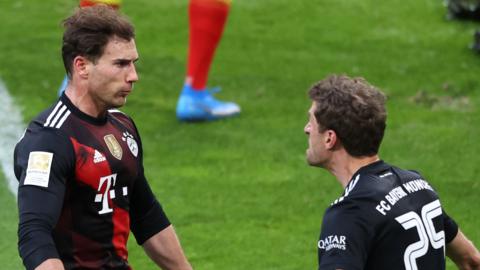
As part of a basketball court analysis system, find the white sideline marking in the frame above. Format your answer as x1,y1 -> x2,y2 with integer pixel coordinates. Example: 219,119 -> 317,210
0,78 -> 24,197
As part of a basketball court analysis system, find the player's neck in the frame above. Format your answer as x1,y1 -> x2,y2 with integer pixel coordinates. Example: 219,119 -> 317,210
328,153 -> 380,188
65,85 -> 107,119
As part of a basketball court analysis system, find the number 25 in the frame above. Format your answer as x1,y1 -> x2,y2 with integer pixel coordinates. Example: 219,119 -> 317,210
395,199 -> 445,270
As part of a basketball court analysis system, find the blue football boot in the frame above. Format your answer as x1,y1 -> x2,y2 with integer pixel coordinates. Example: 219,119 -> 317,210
176,84 -> 241,121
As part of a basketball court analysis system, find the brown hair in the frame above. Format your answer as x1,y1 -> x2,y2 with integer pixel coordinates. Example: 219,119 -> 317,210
308,74 -> 387,157
62,5 -> 135,77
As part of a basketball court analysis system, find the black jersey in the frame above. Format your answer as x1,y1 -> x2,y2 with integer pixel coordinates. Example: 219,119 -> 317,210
317,160 -> 458,270
14,94 -> 171,270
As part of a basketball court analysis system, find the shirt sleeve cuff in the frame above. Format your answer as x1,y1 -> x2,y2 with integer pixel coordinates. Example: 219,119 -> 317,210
23,243 -> 60,270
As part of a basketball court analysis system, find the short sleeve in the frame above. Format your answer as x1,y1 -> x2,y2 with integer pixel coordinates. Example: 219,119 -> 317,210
318,200 -> 375,270
442,210 -> 459,243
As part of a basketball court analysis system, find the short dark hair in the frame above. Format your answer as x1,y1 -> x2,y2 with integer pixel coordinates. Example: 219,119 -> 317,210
62,5 -> 135,77
308,74 -> 387,157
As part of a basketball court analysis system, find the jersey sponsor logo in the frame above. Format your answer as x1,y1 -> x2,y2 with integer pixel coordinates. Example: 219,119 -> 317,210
24,151 -> 53,188
122,131 -> 138,157
94,173 -> 129,215
104,134 -> 123,160
318,235 -> 347,251
93,149 -> 107,163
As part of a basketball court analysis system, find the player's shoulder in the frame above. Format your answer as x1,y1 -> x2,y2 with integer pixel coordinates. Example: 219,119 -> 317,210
330,160 -> 427,209
19,99 -> 71,141
330,161 -> 393,205
331,161 -> 437,212
33,98 -> 76,131
108,108 -> 129,118
17,123 -> 71,152
354,161 -> 425,192
108,109 -> 136,129
108,109 -> 144,147
324,175 -> 380,230
19,98 -> 75,142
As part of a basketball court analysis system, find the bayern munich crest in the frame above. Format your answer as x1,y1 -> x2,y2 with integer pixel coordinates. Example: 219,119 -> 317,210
122,131 -> 138,157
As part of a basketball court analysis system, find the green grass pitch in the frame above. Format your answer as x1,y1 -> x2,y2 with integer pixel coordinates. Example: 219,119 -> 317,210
0,0 -> 479,269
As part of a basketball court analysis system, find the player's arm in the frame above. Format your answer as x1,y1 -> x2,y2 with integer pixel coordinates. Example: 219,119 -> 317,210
143,225 -> 192,270
15,129 -> 73,270
34,259 -> 65,270
318,201 -> 372,270
442,210 -> 480,269
129,172 -> 192,269
447,230 -> 480,270
128,120 -> 192,269
129,167 -> 192,269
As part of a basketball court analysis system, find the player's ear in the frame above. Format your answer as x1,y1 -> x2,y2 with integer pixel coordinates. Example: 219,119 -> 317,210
73,56 -> 91,79
325,129 -> 337,150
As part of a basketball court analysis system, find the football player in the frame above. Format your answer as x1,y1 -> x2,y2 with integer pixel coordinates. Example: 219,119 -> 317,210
305,74 -> 480,270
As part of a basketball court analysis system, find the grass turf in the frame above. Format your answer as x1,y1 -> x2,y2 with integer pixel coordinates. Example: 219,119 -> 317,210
1,0 -> 479,269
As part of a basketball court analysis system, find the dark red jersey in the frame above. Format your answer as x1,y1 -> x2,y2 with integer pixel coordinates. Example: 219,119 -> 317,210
14,94 -> 171,270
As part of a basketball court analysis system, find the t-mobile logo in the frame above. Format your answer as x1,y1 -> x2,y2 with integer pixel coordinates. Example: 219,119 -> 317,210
94,173 -> 128,215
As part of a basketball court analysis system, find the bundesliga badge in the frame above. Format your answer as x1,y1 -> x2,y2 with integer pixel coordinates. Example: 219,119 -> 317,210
122,131 -> 138,157
104,134 -> 123,160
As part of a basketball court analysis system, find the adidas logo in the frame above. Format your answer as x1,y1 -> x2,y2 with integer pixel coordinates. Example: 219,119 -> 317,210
94,150 -> 107,163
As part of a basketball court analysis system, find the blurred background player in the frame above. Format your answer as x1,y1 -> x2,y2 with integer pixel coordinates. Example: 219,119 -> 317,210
78,0 -> 121,8
176,0 -> 240,121
58,0 -> 240,121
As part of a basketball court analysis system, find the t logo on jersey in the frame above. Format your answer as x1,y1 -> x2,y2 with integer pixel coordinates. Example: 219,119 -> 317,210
94,173 -> 128,215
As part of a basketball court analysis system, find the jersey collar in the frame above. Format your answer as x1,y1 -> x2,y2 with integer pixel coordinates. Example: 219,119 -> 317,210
60,93 -> 109,125
351,160 -> 390,180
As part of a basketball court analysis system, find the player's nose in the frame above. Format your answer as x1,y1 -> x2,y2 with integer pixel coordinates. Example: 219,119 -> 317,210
304,123 -> 311,134
127,63 -> 138,83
